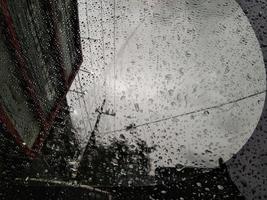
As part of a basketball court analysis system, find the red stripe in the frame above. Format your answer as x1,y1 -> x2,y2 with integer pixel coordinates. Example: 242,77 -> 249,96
32,0 -> 83,154
0,0 -> 83,157
0,0 -> 48,131
31,57 -> 83,153
0,104 -> 37,158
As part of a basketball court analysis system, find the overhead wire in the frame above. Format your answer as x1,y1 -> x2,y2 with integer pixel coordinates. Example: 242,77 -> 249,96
100,90 -> 266,135
77,73 -> 93,132
72,78 -> 89,144
85,0 -> 97,110
113,0 -> 117,132
100,0 -> 107,100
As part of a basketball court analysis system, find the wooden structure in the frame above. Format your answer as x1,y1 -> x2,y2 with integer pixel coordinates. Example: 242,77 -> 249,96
0,0 -> 82,158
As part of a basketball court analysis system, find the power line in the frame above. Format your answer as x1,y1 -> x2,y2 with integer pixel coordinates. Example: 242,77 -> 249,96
100,0 -> 107,99
77,73 -> 93,132
113,0 -> 117,133
101,90 -> 266,135
80,36 -> 101,41
79,67 -> 93,75
73,79 -> 88,136
69,89 -> 85,95
85,1 -> 97,109
69,78 -> 90,163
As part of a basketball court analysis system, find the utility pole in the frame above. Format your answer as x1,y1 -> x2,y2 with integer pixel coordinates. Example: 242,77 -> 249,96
75,99 -> 116,179
86,99 -> 106,148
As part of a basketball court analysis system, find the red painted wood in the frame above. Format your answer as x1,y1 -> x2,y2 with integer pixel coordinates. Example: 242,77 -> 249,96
31,57 -> 83,154
31,0 -> 83,154
0,0 -> 83,158
0,0 -> 48,133
0,105 -> 36,158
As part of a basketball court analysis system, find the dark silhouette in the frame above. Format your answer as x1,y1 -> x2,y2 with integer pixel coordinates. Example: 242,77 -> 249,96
77,136 -> 156,187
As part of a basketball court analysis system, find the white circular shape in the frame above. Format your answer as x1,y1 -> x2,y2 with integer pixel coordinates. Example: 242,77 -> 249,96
72,0 -> 266,169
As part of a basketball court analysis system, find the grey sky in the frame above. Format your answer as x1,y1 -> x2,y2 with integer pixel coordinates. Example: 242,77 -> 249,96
67,0 -> 266,173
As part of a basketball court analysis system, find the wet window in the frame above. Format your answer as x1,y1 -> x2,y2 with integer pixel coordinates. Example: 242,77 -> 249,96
0,0 -> 267,199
